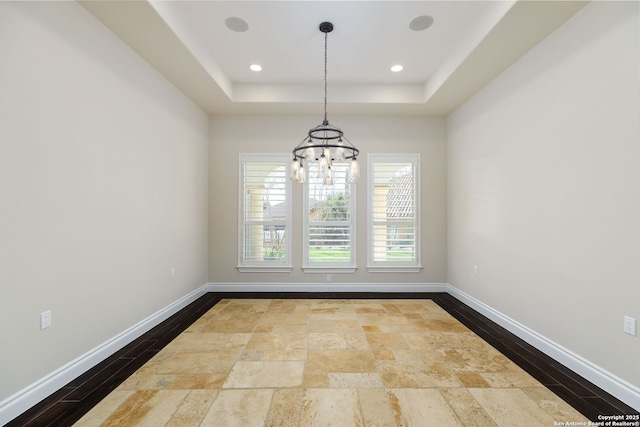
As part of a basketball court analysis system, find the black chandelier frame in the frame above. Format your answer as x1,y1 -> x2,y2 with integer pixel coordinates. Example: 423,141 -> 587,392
291,22 -> 360,167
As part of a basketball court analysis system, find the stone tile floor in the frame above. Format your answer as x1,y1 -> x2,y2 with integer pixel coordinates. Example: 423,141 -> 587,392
74,299 -> 588,426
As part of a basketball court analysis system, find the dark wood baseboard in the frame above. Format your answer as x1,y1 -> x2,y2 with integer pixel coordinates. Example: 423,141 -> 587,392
6,292 -> 638,426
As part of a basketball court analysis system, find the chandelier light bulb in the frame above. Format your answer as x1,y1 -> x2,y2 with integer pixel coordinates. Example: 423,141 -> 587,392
349,158 -> 360,184
298,164 -> 306,184
289,159 -> 300,181
323,167 -> 333,186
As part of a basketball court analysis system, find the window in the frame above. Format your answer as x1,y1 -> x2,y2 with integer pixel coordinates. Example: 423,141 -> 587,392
238,154 -> 292,272
368,154 -> 421,272
303,161 -> 356,273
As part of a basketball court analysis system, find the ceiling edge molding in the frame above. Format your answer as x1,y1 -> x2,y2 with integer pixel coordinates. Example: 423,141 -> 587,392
79,0 -> 231,114
424,0 -> 590,116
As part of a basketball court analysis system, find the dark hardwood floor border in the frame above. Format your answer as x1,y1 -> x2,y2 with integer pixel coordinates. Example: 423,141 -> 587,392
6,292 -> 638,426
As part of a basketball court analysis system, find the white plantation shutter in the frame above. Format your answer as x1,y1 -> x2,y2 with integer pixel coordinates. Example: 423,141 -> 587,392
238,154 -> 292,272
303,162 -> 356,272
368,154 -> 421,272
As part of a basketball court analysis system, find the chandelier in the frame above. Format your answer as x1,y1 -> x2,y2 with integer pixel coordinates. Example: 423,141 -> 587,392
289,22 -> 360,185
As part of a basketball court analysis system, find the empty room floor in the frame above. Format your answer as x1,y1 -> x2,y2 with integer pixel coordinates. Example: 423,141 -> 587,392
72,298 -> 589,426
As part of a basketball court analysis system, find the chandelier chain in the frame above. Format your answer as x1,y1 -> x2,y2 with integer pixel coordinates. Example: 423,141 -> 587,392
323,30 -> 328,124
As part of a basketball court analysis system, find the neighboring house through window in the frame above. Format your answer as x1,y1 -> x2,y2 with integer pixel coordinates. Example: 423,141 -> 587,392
238,154 -> 292,272
367,153 -> 421,272
303,161 -> 356,273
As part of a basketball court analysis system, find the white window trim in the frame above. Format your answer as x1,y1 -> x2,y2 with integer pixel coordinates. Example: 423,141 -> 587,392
302,163 -> 357,273
237,153 -> 293,273
367,153 -> 422,273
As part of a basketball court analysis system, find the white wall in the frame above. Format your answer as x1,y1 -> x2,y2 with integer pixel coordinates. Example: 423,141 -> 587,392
0,2 -> 209,403
209,115 -> 447,285
448,0 -> 639,391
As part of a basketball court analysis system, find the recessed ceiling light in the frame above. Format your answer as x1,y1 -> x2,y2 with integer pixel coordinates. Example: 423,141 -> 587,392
225,17 -> 249,33
391,65 -> 403,72
409,15 -> 434,32
250,64 -> 262,72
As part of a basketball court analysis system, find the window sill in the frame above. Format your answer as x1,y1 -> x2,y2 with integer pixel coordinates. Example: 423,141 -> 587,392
302,266 -> 357,274
366,266 -> 423,273
237,266 -> 293,273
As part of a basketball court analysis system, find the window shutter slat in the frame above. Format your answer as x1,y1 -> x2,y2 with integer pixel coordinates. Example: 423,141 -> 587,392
369,156 -> 420,267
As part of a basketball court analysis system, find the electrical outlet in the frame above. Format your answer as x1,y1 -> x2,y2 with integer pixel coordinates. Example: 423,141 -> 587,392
624,316 -> 636,336
473,265 -> 478,275
171,267 -> 175,278
40,310 -> 52,330
326,274 -> 332,283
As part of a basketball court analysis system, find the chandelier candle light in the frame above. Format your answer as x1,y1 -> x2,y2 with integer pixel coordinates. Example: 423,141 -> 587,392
290,22 -> 360,185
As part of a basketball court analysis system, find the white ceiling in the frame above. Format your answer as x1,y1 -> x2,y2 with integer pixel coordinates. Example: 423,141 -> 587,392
80,0 -> 588,116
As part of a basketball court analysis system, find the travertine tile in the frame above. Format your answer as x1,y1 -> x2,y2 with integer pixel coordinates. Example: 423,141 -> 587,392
354,304 -> 387,314
259,349 -> 307,361
470,388 -> 557,426
438,347 -> 519,373
75,299 -> 587,427
380,303 -> 403,314
327,373 -> 383,388
392,349 -> 442,361
300,388 -> 365,427
223,361 -> 304,388
200,389 -> 273,427
422,331 -> 493,350
365,332 -> 410,350
74,390 -> 134,426
165,389 -> 219,427
259,312 -> 309,324
258,313 -> 309,333
264,388 -> 304,427
357,388 -> 398,427
308,332 -> 349,349
218,300 -> 270,316
117,362 -> 162,389
309,318 -> 362,332
345,332 -> 370,350
377,360 -> 461,388
163,333 -> 232,352
200,318 -> 260,333
224,333 -> 252,350
168,374 -> 227,389
480,371 -> 544,388
304,373 -> 330,388
246,333 -> 307,351
392,302 -> 433,313
373,349 -> 396,360
378,324 -> 419,333
402,332 -> 433,350
357,314 -> 412,327
126,374 -> 176,390
157,351 -> 240,374
410,317 -> 470,333
307,350 -> 377,373
440,388 -> 497,427
456,372 -> 491,388
388,388 -> 463,426
522,388 -> 590,422
270,323 -> 309,333
100,390 -> 189,427
239,349 -> 263,361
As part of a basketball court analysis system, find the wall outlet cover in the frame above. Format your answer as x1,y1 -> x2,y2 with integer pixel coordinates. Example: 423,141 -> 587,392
624,316 -> 636,336
40,310 -> 52,330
